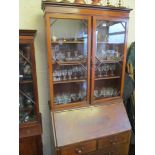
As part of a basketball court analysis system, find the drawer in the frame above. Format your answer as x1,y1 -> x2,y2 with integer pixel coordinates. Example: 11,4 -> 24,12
61,140 -> 96,155
98,143 -> 129,155
98,132 -> 130,149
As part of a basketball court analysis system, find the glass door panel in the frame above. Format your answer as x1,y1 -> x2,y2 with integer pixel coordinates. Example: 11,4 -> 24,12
93,20 -> 126,101
19,44 -> 36,124
50,18 -> 89,106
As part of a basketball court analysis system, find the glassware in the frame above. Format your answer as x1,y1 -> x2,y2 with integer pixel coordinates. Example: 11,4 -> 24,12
57,70 -> 62,81
101,50 -> 107,60
68,69 -> 72,80
78,67 -> 83,79
62,70 -> 67,80
103,64 -> 110,76
71,93 -> 77,102
72,67 -> 78,79
100,88 -> 106,97
98,67 -> 102,77
74,50 -> 79,60
112,88 -> 118,97
94,89 -> 99,98
66,51 -> 71,61
110,64 -> 116,76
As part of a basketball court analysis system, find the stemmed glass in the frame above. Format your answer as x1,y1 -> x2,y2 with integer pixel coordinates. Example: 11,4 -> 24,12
74,50 -> 79,60
103,64 -> 110,76
62,70 -> 67,80
78,67 -> 83,79
98,66 -> 103,77
66,52 -> 71,61
68,69 -> 72,80
110,64 -> 116,76
94,89 -> 99,98
72,67 -> 78,79
57,70 -> 62,81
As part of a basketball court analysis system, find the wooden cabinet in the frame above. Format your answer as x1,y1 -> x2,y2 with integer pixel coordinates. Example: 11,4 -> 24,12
42,2 -> 132,155
19,30 -> 43,155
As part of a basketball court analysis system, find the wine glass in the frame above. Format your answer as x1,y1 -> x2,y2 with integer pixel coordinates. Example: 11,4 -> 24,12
68,69 -> 72,80
94,89 -> 99,98
57,70 -> 62,81
103,64 -> 110,76
74,50 -> 79,60
62,70 -> 67,80
78,67 -> 83,79
71,93 -> 77,102
66,52 -> 71,61
72,67 -> 78,79
101,88 -> 106,97
98,67 -> 102,77
110,64 -> 116,76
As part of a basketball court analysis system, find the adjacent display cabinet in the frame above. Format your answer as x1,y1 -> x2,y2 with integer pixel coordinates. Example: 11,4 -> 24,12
19,30 -> 43,155
42,2 -> 132,155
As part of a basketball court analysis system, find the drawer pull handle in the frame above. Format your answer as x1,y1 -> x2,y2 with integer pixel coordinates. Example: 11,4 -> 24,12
108,152 -> 113,155
75,147 -> 84,154
109,140 -> 117,145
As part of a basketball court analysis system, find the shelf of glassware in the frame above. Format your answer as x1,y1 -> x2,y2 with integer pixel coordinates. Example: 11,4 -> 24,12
95,76 -> 120,81
51,41 -> 85,44
52,60 -> 87,65
94,87 -> 121,101
54,79 -> 87,84
19,80 -> 33,84
53,82 -> 87,106
97,42 -> 124,44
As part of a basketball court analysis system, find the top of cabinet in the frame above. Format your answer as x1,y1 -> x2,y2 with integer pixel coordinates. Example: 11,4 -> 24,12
42,1 -> 132,12
19,30 -> 37,37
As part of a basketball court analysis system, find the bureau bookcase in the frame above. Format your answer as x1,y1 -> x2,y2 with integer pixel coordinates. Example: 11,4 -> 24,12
42,2 -> 132,155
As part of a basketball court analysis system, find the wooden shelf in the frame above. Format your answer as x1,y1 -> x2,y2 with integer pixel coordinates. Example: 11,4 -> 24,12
51,41 -> 85,44
54,79 -> 86,84
95,76 -> 120,80
97,42 -> 124,44
52,60 -> 87,65
95,59 -> 122,64
19,80 -> 33,84
94,96 -> 120,100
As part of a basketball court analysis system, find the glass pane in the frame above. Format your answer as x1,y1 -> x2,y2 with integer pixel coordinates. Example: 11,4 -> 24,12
94,20 -> 126,100
19,44 -> 36,124
50,18 -> 88,105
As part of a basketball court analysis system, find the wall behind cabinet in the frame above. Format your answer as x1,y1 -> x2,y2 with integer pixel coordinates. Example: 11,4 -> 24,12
19,0 -> 135,155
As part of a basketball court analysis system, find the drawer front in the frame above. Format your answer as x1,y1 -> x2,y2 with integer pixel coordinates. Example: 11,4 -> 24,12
98,132 -> 130,149
97,143 -> 129,155
61,140 -> 96,155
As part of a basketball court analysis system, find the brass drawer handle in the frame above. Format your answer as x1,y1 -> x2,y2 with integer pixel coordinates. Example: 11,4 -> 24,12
75,147 -> 84,154
109,139 -> 117,145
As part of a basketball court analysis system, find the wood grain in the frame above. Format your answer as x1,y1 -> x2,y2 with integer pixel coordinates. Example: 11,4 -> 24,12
53,99 -> 131,147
